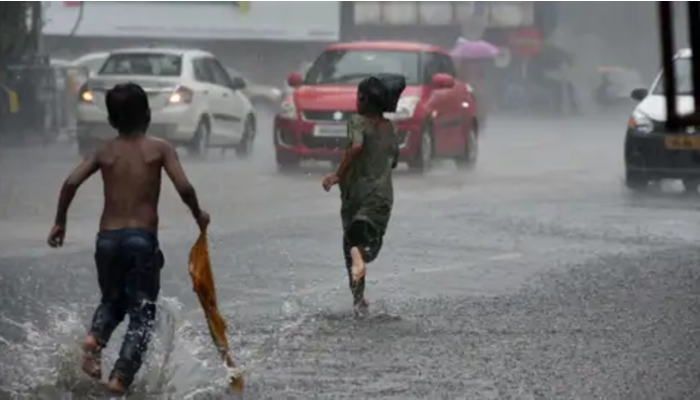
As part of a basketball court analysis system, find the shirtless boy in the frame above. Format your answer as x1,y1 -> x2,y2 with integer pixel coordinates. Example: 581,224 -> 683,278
47,83 -> 210,394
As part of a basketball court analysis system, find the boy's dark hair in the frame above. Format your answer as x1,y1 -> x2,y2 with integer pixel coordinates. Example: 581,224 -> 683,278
357,73 -> 406,116
106,83 -> 151,136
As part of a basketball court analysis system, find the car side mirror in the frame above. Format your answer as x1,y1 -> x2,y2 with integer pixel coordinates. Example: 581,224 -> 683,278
432,73 -> 455,89
230,76 -> 246,91
630,88 -> 648,101
287,72 -> 303,88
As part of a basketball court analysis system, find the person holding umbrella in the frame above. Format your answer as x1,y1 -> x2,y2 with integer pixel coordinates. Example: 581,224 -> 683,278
449,37 -> 500,125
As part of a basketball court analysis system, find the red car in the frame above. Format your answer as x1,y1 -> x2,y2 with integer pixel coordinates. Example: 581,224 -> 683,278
274,41 -> 479,173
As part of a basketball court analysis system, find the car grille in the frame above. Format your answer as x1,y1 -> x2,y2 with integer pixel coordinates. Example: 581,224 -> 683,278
302,110 -> 354,123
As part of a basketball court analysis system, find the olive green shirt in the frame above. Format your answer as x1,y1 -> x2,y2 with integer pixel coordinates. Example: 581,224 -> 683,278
339,114 -> 399,236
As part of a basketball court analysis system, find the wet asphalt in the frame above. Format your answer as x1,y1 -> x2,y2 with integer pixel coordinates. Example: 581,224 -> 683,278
2,111 -> 700,399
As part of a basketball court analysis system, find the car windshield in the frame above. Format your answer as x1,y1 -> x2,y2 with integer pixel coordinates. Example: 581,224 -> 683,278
99,53 -> 182,77
653,57 -> 692,95
304,49 -> 420,85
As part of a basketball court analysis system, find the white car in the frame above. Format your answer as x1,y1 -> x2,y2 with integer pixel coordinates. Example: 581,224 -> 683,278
76,47 -> 256,157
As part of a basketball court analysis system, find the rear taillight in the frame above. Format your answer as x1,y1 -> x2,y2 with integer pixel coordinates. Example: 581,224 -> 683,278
168,86 -> 194,105
78,84 -> 93,103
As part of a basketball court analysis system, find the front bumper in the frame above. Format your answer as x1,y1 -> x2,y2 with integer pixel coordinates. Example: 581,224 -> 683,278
625,129 -> 700,179
76,102 -> 199,144
273,116 -> 422,161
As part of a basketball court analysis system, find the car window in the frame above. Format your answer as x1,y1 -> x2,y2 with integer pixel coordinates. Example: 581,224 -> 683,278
305,49 -> 421,85
652,57 -> 692,95
193,58 -> 214,83
204,58 -> 234,88
99,53 -> 182,77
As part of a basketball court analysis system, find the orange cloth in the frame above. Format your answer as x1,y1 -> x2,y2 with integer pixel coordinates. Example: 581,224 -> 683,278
188,231 -> 244,392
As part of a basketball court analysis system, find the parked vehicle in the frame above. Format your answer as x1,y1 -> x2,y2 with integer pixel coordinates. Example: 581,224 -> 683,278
76,47 -> 256,158
274,41 -> 479,173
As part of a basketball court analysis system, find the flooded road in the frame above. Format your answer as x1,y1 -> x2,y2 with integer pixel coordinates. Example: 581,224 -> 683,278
2,113 -> 700,399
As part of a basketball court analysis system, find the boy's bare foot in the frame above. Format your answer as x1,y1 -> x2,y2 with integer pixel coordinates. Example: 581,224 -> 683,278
104,377 -> 128,395
80,335 -> 102,380
349,247 -> 366,284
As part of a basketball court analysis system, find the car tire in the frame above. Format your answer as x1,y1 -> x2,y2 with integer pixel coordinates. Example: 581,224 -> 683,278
625,168 -> 649,191
408,123 -> 433,173
188,118 -> 210,157
455,122 -> 478,170
235,115 -> 256,158
276,152 -> 300,172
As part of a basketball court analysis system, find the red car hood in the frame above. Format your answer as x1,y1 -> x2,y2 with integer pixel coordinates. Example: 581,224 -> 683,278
294,85 -> 423,111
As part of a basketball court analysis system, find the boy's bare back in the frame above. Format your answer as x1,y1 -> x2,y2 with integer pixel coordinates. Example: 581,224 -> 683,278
97,136 -> 186,232
48,82 -> 208,251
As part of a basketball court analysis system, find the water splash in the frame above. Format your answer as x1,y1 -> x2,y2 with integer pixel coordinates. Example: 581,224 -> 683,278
0,296 -> 231,399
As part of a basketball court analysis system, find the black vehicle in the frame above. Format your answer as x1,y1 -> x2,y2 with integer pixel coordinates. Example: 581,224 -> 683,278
624,48 -> 700,191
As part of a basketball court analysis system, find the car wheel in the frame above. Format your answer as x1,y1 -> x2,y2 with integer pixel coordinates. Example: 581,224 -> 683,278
408,124 -> 433,173
235,115 -> 256,158
683,179 -> 700,193
188,118 -> 210,157
455,123 -> 478,170
276,152 -> 300,172
625,168 -> 649,191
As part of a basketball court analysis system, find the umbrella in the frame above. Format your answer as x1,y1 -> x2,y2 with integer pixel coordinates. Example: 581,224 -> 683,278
189,230 -> 244,392
449,37 -> 500,60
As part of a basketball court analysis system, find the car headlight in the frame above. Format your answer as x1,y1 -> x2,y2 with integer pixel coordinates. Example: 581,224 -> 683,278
78,84 -> 94,103
628,110 -> 653,134
278,95 -> 297,119
385,96 -> 420,120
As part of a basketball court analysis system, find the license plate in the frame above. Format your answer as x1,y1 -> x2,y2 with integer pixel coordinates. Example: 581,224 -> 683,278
664,136 -> 700,150
313,124 -> 346,137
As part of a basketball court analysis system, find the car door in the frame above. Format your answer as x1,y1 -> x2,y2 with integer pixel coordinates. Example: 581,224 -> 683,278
204,57 -> 246,145
422,52 -> 457,155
